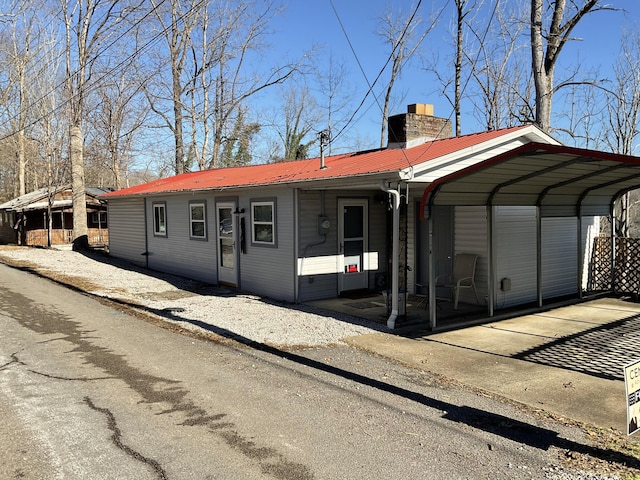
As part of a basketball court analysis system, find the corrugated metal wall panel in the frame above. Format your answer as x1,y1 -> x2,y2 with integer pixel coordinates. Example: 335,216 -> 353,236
541,217 -> 578,298
455,206 -> 488,305
107,198 -> 147,266
146,194 -> 217,284
495,206 -> 537,307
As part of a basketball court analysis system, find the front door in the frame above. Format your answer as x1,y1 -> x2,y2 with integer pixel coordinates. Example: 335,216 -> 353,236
217,202 -> 237,286
338,198 -> 369,293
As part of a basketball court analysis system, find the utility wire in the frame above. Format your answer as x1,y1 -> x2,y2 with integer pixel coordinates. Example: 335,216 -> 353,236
328,0 -> 425,145
0,0 -> 204,142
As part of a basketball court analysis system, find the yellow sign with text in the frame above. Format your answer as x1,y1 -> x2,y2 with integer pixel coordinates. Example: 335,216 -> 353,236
624,359 -> 640,436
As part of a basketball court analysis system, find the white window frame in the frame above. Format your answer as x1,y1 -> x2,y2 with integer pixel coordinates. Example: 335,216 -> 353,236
189,201 -> 207,240
153,202 -> 167,237
251,199 -> 276,246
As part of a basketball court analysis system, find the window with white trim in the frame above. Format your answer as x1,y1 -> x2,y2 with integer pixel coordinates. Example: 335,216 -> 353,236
153,202 -> 167,236
251,200 -> 276,245
189,201 -> 207,239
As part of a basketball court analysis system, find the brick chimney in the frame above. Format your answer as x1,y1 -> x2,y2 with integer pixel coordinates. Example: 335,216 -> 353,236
387,104 -> 452,149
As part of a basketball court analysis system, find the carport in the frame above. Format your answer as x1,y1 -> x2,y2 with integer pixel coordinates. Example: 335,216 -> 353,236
418,142 -> 640,330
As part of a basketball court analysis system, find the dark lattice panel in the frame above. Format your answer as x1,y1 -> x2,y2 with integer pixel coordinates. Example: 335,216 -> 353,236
590,237 -> 640,294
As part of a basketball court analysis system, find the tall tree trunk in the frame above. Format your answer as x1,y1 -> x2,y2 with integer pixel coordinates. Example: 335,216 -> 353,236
16,129 -> 25,196
531,0 -> 550,131
531,0 -> 602,132
70,124 -> 88,248
454,0 -> 464,136
172,49 -> 185,174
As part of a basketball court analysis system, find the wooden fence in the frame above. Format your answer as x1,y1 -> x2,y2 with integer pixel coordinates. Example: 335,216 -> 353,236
590,236 -> 640,294
25,228 -> 109,247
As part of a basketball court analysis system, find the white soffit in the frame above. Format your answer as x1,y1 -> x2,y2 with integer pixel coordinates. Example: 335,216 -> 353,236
406,124 -> 560,183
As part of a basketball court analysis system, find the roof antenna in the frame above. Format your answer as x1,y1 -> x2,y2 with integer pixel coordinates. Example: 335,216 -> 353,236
319,129 -> 331,170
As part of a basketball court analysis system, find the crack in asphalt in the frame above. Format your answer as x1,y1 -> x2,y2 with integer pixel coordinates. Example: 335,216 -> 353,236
84,396 -> 168,480
5,350 -> 116,381
0,352 -> 24,371
0,284 -> 314,480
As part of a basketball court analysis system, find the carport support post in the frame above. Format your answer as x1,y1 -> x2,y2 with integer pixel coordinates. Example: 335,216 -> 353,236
577,213 -> 583,299
610,202 -> 616,293
487,206 -> 495,317
536,207 -> 543,308
428,212 -> 437,330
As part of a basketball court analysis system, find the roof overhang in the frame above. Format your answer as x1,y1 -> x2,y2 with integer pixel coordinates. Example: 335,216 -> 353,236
419,142 -> 640,219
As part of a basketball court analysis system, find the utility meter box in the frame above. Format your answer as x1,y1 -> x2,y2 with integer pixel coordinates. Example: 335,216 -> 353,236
318,216 -> 330,235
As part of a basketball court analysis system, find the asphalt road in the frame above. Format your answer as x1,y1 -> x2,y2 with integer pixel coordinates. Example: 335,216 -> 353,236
0,263 -> 592,479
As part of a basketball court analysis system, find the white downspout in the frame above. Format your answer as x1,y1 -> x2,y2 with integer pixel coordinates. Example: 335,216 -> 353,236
380,181 -> 401,329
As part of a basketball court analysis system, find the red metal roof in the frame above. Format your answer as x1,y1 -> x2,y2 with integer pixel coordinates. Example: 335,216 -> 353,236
102,126 -> 528,198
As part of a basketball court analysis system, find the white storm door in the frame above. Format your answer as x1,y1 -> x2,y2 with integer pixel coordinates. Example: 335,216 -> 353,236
217,202 -> 237,286
338,198 -> 369,292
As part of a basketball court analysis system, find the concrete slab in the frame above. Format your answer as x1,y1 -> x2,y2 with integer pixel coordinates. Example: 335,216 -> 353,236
343,297 -> 640,434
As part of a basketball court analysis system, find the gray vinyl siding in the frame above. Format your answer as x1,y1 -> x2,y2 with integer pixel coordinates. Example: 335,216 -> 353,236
145,194 -> 217,284
495,206 -> 537,308
106,198 -> 147,266
368,195 -> 387,290
541,217 -> 578,299
407,199 -> 416,295
455,206 -> 488,306
297,190 -> 339,302
238,187 -> 296,302
297,190 -> 387,302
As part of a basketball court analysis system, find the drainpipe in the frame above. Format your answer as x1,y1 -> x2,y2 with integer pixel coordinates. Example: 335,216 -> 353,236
380,181 -> 401,330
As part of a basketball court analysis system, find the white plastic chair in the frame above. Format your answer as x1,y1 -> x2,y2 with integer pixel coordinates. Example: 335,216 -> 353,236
436,253 -> 480,310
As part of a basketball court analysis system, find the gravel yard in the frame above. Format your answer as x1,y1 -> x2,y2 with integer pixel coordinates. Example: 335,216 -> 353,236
0,246 -> 384,347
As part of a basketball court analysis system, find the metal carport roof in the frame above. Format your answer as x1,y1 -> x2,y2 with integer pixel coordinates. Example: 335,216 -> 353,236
415,142 -> 640,330
419,142 -> 640,219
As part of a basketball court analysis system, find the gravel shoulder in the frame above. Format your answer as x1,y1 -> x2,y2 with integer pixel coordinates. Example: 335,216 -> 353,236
0,246 -> 385,348
2,246 -> 640,479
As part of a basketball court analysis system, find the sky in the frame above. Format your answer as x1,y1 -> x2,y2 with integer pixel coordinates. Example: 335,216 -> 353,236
253,0 -> 640,158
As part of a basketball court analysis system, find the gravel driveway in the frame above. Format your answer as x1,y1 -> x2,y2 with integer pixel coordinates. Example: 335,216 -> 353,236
0,247 -> 384,347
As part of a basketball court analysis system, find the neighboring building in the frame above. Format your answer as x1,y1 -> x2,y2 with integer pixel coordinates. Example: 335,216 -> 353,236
102,105 -> 640,329
0,186 -> 111,248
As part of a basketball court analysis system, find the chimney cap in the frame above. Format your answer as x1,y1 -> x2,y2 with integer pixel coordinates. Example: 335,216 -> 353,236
407,104 -> 434,116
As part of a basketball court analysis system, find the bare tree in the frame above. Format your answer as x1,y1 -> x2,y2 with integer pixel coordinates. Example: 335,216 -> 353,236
313,54 -> 354,155
466,2 -> 532,130
453,0 -> 472,136
145,0 -> 202,175
376,3 -> 431,148
203,0 -> 303,168
0,5 -> 52,196
601,31 -> 640,237
144,0 -> 306,172
86,66 -> 148,189
269,86 -> 320,162
61,0 -> 135,248
530,0 -> 612,132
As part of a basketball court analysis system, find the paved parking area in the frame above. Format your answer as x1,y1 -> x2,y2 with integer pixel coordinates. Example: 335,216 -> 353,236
344,297 -> 640,432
